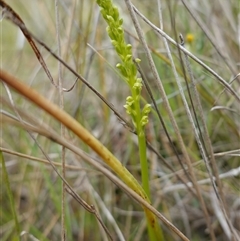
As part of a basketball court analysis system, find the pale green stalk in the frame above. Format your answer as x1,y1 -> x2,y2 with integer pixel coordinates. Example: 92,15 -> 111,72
130,86 -> 150,197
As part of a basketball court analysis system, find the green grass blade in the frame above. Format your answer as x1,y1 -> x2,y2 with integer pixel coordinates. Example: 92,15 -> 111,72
1,150 -> 20,240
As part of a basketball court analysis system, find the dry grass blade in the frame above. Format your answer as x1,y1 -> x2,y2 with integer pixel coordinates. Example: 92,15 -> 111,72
0,0 -> 76,92
134,59 -> 196,196
124,2 -> 216,239
1,96 -> 191,241
0,5 -> 134,134
0,100 -> 190,241
180,0 -> 238,77
1,1 -> 239,240
0,147 -> 85,171
179,35 -> 239,240
131,4 -> 240,102
1,106 -> 114,241
65,188 -> 114,241
0,69 -> 191,240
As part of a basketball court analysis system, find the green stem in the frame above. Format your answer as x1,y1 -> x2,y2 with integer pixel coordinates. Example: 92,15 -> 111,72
137,131 -> 150,198
138,133 -> 159,241
1,151 -> 20,239
132,91 -> 164,241
132,89 -> 150,198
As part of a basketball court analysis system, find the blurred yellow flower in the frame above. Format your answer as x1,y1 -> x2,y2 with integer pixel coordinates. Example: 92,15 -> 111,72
186,33 -> 195,44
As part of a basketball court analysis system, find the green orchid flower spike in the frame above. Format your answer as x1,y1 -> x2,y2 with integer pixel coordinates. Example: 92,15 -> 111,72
96,0 -> 164,240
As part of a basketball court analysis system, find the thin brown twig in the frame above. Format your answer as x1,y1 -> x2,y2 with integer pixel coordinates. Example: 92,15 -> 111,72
1,105 -> 114,241
0,68 -> 190,241
0,146 -> 87,171
54,1 -> 66,240
134,59 -> 196,196
131,4 -> 240,102
180,0 -> 239,78
65,188 -> 114,241
0,2 -> 134,131
0,0 -> 76,92
2,112 -> 190,241
179,33 -> 239,241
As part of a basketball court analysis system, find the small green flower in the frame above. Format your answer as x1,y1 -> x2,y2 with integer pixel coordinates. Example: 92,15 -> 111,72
116,63 -> 128,78
140,116 -> 149,128
135,58 -> 141,63
126,96 -> 134,106
125,54 -> 132,62
142,104 -> 151,115
133,78 -> 142,95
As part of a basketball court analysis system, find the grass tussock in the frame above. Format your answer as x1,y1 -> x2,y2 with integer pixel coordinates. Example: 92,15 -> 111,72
0,1 -> 239,241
